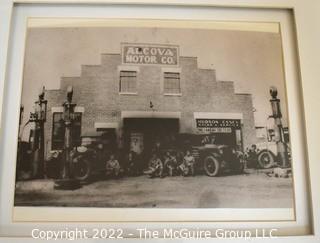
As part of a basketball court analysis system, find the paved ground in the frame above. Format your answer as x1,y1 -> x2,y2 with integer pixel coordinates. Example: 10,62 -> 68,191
14,169 -> 294,208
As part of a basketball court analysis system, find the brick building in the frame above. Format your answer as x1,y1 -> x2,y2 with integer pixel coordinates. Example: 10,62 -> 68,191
44,44 -> 256,158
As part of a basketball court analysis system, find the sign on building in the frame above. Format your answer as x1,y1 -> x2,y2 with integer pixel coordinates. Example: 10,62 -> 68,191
122,43 -> 179,66
130,132 -> 144,154
196,119 -> 241,134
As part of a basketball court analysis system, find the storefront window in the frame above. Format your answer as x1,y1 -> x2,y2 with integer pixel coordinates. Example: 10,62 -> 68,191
51,112 -> 82,150
119,70 -> 137,93
163,72 -> 181,94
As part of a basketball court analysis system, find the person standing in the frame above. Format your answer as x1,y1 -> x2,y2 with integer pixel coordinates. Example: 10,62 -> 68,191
126,151 -> 140,176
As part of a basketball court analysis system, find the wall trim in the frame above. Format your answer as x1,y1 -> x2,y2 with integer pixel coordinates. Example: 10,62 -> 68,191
51,106 -> 85,113
51,107 -> 63,113
194,112 -> 243,120
121,111 -> 181,119
117,65 -> 140,72
161,67 -> 182,73
94,122 -> 118,129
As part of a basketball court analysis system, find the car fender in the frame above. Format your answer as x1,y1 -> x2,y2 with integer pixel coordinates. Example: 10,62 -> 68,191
256,142 -> 277,155
203,152 -> 221,164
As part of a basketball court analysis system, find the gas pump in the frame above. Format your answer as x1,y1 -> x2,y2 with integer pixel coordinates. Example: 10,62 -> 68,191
54,86 -> 81,190
29,87 -> 47,178
269,86 -> 289,168
16,105 -> 24,178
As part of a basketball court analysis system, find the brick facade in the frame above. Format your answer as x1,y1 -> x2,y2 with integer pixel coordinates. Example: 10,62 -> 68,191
44,52 -> 257,158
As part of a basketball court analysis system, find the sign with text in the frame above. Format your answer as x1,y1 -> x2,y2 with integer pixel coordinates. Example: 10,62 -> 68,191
196,119 -> 241,133
122,43 -> 179,66
197,127 -> 232,133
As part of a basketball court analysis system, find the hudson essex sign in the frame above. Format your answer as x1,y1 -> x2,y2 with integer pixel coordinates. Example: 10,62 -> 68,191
122,43 -> 179,66
196,119 -> 241,134
196,119 -> 241,128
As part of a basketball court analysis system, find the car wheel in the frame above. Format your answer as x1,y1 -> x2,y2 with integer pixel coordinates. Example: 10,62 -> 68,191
204,155 -> 220,177
74,158 -> 91,181
257,150 -> 275,169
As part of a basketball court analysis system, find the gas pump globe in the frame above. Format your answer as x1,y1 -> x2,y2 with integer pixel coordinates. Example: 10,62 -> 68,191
270,87 -> 282,119
30,87 -> 48,122
38,92 -> 48,122
31,87 -> 48,122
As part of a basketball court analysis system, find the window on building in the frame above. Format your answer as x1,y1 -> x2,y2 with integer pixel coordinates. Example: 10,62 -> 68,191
52,112 -> 82,150
119,70 -> 137,93
163,72 -> 181,94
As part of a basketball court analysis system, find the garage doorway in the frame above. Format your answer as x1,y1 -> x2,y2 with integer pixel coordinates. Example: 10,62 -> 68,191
123,118 -> 179,155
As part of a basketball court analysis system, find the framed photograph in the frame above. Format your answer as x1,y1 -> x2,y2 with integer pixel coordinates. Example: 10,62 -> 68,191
0,0 -> 319,242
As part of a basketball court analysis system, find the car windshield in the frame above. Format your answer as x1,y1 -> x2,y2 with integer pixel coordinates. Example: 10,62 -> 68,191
176,133 -> 236,148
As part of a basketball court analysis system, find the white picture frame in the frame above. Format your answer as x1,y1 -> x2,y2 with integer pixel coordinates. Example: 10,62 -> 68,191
0,0 -> 319,242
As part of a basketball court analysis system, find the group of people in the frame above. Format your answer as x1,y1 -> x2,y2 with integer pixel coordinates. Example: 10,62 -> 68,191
104,149 -> 197,179
145,150 -> 196,178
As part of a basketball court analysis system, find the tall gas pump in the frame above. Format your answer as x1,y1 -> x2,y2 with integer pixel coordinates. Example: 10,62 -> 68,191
269,86 -> 289,168
29,87 -> 47,178
16,105 -> 24,178
54,86 -> 81,190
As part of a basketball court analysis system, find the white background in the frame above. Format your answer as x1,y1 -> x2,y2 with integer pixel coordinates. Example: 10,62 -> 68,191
0,0 -> 319,242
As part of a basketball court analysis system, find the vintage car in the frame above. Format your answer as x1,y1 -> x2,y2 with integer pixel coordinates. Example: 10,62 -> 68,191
255,141 -> 291,169
192,144 -> 244,176
175,133 -> 245,176
46,130 -> 117,181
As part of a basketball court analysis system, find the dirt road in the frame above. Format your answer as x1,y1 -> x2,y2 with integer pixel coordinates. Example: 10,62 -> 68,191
14,170 -> 294,208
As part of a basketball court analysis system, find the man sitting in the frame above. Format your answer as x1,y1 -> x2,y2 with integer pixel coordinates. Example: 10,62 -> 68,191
163,151 -> 178,176
145,153 -> 163,178
106,154 -> 121,178
179,150 -> 196,176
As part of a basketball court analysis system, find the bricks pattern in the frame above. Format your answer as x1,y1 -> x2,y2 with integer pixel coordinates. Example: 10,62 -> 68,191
44,53 -> 257,158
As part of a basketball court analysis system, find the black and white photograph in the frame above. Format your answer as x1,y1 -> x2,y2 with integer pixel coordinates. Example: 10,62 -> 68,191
14,19 -> 294,209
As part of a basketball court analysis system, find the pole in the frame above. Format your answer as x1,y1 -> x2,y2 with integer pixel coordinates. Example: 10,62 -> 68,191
54,86 -> 80,190
269,86 -> 289,168
61,101 -> 76,179
30,87 -> 47,178
16,105 -> 24,179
